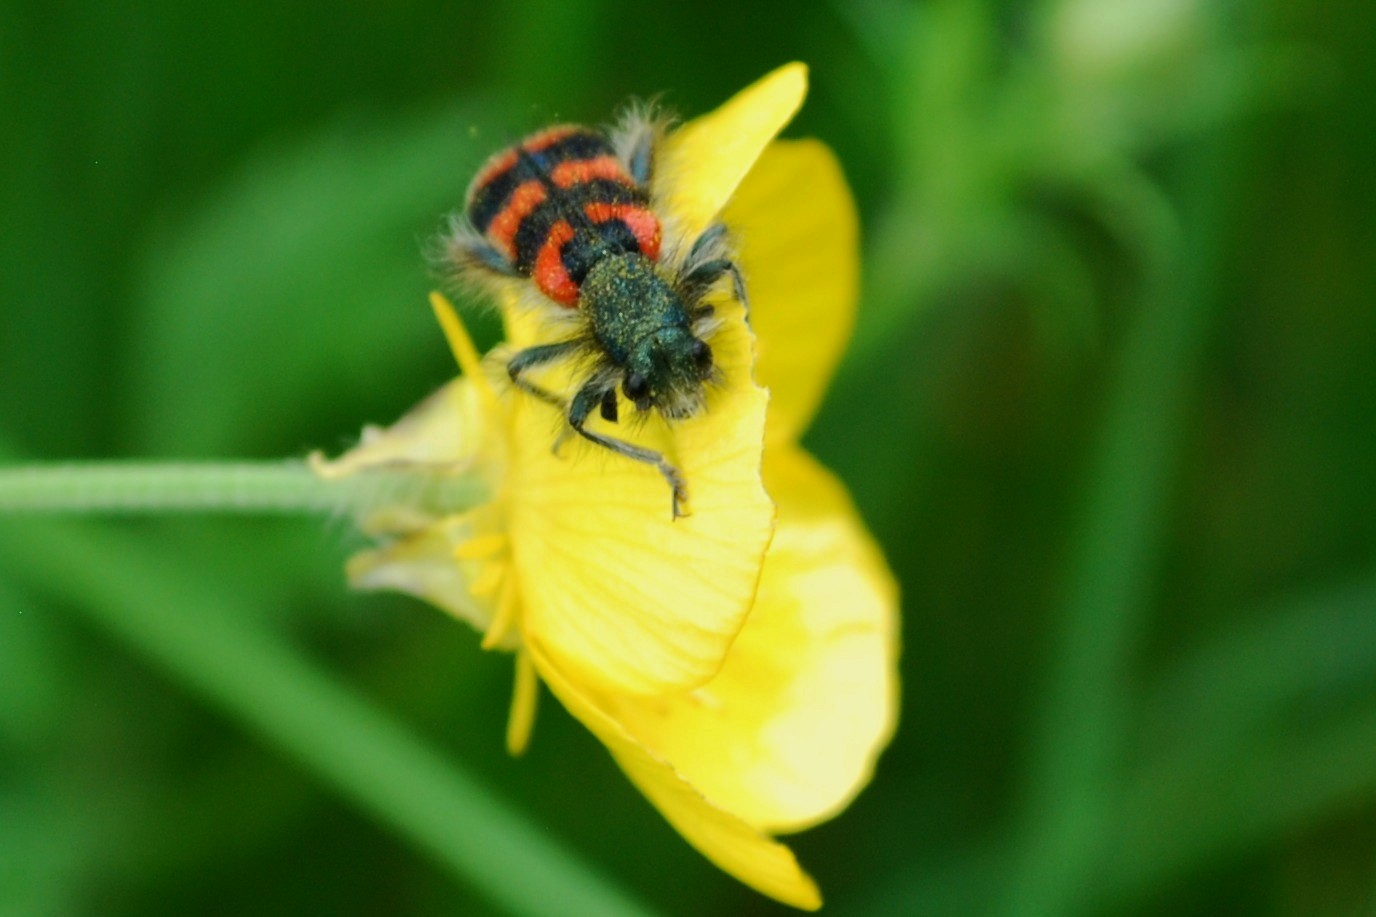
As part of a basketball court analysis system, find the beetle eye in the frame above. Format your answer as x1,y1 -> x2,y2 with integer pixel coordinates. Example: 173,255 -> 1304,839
690,339 -> 712,372
624,373 -> 650,402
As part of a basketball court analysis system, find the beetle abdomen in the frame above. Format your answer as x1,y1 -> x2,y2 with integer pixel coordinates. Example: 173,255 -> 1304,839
465,126 -> 662,305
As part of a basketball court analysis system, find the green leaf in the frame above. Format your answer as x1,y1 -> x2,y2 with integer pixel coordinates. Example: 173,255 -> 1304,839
0,516 -> 657,917
857,572 -> 1376,915
124,98 -> 505,456
1006,139 -> 1231,916
1140,575 -> 1376,758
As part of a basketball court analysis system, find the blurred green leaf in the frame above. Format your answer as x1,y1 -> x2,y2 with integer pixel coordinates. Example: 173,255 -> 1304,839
1120,704 -> 1376,902
1140,574 -> 1376,758
1008,138 -> 1230,915
1105,574 -> 1376,907
124,98 -> 504,457
0,581 -> 74,750
859,571 -> 1376,914
0,515 -> 657,917
0,785 -> 88,917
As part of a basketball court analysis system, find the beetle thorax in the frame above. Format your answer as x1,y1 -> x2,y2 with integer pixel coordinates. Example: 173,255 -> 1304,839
581,254 -> 686,358
580,254 -> 713,418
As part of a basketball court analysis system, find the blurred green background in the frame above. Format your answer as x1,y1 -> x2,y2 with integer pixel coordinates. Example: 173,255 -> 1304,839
2,1 -> 1373,914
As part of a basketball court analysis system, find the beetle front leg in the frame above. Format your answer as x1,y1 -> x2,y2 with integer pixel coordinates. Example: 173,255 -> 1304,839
679,223 -> 748,309
568,383 -> 688,519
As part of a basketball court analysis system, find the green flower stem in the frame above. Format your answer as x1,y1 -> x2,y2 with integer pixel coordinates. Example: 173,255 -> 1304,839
0,460 -> 486,519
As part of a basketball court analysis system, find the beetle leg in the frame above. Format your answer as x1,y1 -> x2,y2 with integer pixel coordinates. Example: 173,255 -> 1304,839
680,223 -> 748,309
614,107 -> 663,187
626,126 -> 656,186
678,257 -> 748,310
447,232 -> 523,278
686,222 -> 729,263
569,383 -> 688,519
599,389 -> 620,423
506,340 -> 580,408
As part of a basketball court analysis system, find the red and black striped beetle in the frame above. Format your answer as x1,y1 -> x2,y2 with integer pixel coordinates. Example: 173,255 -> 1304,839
443,112 -> 746,518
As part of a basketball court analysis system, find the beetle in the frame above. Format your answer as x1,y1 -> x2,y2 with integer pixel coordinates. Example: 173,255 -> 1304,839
442,112 -> 746,518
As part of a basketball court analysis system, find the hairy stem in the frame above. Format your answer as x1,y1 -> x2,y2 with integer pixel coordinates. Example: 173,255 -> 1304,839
0,460 -> 486,519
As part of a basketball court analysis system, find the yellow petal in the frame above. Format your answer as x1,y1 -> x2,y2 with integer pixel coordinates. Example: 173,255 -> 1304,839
345,516 -> 502,639
724,140 -> 861,442
477,67 -> 819,694
309,378 -> 493,534
601,445 -> 900,833
318,295 -> 499,486
507,292 -> 775,695
430,292 -> 497,408
528,641 -> 822,910
310,379 -> 482,482
656,63 -> 808,245
506,649 -> 539,756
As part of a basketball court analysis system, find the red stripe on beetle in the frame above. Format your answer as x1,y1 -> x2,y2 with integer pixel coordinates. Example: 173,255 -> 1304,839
486,180 -> 547,258
533,220 -> 580,306
550,156 -> 632,188
469,126 -> 581,199
584,203 -> 662,260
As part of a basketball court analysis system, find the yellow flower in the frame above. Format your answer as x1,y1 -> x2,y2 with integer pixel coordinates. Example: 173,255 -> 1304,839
314,64 -> 899,909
